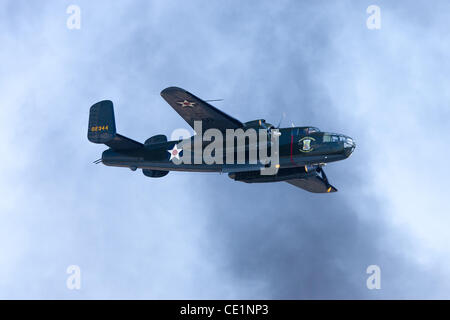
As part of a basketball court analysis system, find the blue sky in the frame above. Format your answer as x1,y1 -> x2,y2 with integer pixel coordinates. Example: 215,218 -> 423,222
1,0 -> 450,299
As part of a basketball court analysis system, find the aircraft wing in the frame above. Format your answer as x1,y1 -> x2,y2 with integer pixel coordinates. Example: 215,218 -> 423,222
160,87 -> 243,132
286,171 -> 338,193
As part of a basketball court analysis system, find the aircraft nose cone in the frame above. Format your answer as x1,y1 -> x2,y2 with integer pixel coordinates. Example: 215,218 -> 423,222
344,137 -> 356,157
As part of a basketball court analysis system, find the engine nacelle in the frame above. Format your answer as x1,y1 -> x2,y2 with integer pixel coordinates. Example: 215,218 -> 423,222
142,169 -> 169,178
304,164 -> 320,173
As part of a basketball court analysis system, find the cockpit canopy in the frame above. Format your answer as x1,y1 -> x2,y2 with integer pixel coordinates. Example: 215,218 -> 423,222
323,134 -> 341,143
298,126 -> 320,134
243,119 -> 274,129
323,133 -> 354,147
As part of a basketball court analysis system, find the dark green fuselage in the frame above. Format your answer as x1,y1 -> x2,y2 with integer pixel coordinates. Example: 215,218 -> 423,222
101,126 -> 355,173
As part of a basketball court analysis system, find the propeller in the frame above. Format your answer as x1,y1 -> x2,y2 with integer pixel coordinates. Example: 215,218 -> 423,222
275,112 -> 286,129
93,158 -> 102,164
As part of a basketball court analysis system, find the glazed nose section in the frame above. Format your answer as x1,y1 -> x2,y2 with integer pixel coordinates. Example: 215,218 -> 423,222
343,136 -> 356,157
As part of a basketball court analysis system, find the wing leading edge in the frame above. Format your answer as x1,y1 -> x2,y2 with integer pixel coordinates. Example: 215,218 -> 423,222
160,87 -> 243,132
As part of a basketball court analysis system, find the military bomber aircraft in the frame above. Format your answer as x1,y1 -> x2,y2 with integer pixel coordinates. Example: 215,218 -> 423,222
88,87 -> 355,193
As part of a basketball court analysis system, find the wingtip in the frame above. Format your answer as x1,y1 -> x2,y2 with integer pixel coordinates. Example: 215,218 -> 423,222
160,86 -> 186,97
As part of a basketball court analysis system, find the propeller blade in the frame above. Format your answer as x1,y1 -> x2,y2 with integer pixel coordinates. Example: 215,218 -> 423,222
276,112 -> 286,128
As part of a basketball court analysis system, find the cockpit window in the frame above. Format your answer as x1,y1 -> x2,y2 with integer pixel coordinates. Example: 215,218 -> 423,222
307,127 -> 320,133
323,134 -> 343,143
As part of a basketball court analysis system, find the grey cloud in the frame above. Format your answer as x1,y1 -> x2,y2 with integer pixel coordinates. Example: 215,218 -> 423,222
0,0 -> 448,299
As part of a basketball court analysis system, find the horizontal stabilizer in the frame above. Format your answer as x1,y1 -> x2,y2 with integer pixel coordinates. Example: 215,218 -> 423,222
145,134 -> 168,146
105,134 -> 143,150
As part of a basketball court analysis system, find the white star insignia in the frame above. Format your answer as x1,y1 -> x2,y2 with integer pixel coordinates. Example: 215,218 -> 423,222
177,100 -> 196,107
168,144 -> 182,161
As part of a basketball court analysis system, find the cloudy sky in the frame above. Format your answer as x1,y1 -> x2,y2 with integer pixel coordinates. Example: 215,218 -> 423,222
1,0 -> 449,299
